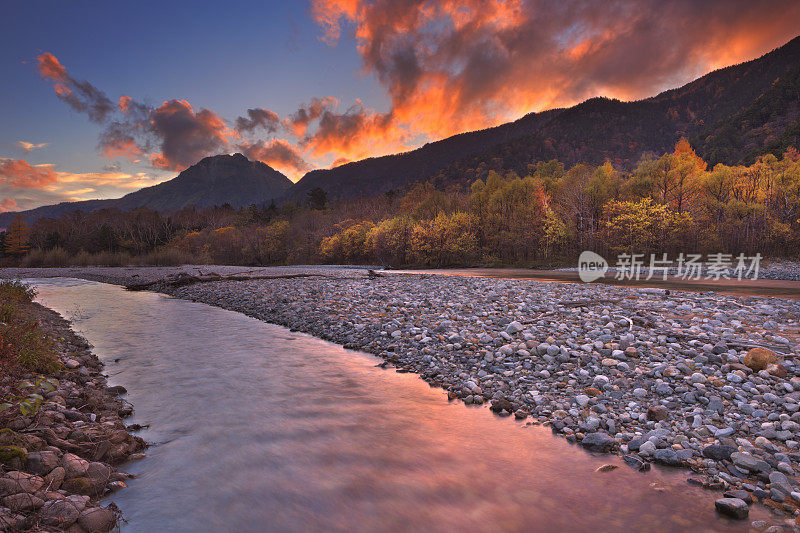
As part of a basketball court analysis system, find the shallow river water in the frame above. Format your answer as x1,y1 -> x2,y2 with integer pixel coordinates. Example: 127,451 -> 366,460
27,278 -> 772,532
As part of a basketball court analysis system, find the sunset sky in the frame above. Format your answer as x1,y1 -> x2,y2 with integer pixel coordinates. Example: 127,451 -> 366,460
1,0 -> 799,211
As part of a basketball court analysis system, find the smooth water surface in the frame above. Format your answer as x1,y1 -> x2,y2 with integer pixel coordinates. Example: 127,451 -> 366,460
28,278 -> 769,532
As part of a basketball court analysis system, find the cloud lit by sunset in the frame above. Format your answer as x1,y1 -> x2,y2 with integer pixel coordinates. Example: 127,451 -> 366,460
3,0 -> 799,210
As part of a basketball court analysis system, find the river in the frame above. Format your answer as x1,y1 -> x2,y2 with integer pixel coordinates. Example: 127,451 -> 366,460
27,278 -> 770,532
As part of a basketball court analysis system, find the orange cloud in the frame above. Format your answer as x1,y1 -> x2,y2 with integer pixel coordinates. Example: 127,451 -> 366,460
101,138 -> 142,160
119,95 -> 133,113
36,52 -> 114,122
35,10 -> 800,183
311,0 -> 800,141
238,139 -> 311,179
300,100 -> 406,162
15,141 -> 49,154
0,159 -> 58,189
285,96 -> 338,137
36,52 -> 68,82
0,197 -> 19,213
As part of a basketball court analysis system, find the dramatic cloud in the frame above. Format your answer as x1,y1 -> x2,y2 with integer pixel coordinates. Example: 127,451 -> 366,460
15,141 -> 49,154
34,4 -> 800,190
286,96 -> 338,137
299,100 -> 403,161
238,139 -> 311,175
148,99 -> 232,170
235,108 -> 281,134
37,53 -> 114,123
0,198 -> 19,213
311,0 -> 800,138
0,159 -> 58,189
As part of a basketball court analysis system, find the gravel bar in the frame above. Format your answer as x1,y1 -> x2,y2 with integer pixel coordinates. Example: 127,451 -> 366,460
4,265 -> 800,525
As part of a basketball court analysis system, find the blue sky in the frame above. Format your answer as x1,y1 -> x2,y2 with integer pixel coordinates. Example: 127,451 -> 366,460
1,1 -> 384,179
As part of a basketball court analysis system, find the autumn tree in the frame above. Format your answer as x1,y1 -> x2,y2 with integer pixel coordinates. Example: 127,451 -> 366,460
603,197 -> 691,255
5,215 -> 30,256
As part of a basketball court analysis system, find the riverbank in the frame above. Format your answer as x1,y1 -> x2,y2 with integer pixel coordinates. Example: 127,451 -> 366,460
0,281 -> 146,531
3,265 -> 800,526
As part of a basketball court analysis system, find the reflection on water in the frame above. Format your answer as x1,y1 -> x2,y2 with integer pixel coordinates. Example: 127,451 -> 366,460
29,278 -> 768,532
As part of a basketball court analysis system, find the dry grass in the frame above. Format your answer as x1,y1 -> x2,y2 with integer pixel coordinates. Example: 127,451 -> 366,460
0,280 -> 59,373
19,247 -> 195,267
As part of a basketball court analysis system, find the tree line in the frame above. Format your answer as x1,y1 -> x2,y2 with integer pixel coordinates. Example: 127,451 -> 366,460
3,139 -> 799,268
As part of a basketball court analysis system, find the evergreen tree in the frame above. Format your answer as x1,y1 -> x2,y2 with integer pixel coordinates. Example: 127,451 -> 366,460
5,215 -> 29,256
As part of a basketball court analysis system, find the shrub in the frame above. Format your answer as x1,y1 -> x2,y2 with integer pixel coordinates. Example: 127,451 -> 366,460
134,247 -> 194,266
19,247 -> 71,268
0,280 -> 59,373
0,280 -> 36,302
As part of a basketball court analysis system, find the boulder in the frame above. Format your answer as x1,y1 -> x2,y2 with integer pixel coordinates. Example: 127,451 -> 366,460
0,446 -> 27,470
2,493 -> 44,512
580,432 -> 616,453
0,472 -> 44,496
714,498 -> 749,519
702,444 -> 736,462
77,507 -> 116,532
41,499 -> 82,527
743,348 -> 777,372
44,466 -> 65,490
652,448 -> 681,466
62,453 -> 90,479
26,450 -> 60,476
86,462 -> 111,488
62,477 -> 98,496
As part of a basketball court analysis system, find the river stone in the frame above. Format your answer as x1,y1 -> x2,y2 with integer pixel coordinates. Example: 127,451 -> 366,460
715,498 -> 749,519
646,406 -> 668,421
638,441 -> 656,455
490,398 -> 514,413
465,381 -> 482,395
44,467 -> 65,490
743,348 -> 777,371
652,448 -> 681,466
505,321 -> 523,334
730,452 -> 758,471
26,450 -> 60,476
41,499 -> 81,527
107,385 -> 128,396
723,490 -> 753,505
654,383 -> 673,396
0,472 -> 44,496
2,493 -> 44,512
580,433 -> 615,453
77,507 -> 116,532
575,394 -> 590,407
62,453 -> 89,479
703,444 -> 736,462
622,454 -> 650,471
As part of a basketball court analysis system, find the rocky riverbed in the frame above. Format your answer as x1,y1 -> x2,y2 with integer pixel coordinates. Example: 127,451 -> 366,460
0,291 -> 146,531
4,265 -> 800,528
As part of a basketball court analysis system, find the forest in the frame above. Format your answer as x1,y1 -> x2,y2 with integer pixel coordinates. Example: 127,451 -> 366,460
3,139 -> 800,268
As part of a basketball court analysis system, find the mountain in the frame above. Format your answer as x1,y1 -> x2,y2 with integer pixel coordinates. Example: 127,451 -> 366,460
1,153 -> 292,226
112,153 -> 291,211
288,35 -> 800,200
6,36 -> 800,224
